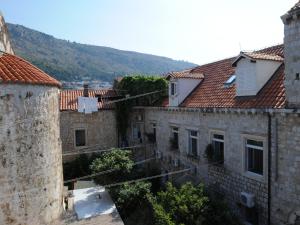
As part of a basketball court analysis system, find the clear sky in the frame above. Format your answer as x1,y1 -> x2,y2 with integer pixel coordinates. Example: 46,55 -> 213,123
1,0 -> 297,65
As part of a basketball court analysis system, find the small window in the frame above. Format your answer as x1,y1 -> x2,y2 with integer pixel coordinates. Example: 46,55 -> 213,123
212,133 -> 224,163
171,127 -> 179,149
188,130 -> 198,157
152,123 -> 157,143
246,139 -> 264,175
75,129 -> 86,147
224,75 -> 236,87
171,83 -> 177,96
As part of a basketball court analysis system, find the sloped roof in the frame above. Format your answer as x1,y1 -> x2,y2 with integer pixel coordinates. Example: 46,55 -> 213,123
60,89 -> 118,111
175,44 -> 286,109
0,53 -> 61,87
167,69 -> 204,80
232,52 -> 284,66
289,1 -> 300,13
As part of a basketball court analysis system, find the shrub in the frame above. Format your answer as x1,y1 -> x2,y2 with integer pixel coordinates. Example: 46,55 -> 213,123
90,149 -> 134,185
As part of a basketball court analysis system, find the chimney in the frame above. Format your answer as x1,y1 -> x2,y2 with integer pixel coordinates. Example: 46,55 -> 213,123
83,84 -> 89,97
281,1 -> 300,108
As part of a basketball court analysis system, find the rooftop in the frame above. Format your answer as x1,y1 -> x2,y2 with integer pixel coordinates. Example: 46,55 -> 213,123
167,69 -> 204,80
164,44 -> 286,109
60,89 -> 118,111
0,53 -> 61,87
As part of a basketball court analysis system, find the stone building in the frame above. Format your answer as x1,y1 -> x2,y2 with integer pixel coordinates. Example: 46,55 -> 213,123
0,14 -> 63,225
59,85 -> 119,161
128,3 -> 300,225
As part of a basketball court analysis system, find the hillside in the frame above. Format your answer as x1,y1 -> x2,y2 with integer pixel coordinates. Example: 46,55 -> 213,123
7,23 -> 196,82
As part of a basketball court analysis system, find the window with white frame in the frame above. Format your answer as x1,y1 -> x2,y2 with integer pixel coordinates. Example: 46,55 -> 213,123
75,129 -> 86,147
188,130 -> 198,157
170,127 -> 179,149
245,139 -> 264,175
170,82 -> 177,96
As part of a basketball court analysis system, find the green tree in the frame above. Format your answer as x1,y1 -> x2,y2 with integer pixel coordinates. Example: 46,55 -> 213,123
115,75 -> 168,139
110,182 -> 152,215
149,182 -> 240,225
90,149 -> 134,185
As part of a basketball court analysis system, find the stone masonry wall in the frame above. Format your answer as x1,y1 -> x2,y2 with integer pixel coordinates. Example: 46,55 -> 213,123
60,110 -> 117,161
271,114 -> 300,225
142,107 -> 300,225
0,14 -> 14,54
0,84 -> 63,225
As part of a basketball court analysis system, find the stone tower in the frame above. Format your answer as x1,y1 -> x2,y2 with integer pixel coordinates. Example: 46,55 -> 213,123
282,2 -> 300,108
0,14 -> 63,225
0,11 -> 14,54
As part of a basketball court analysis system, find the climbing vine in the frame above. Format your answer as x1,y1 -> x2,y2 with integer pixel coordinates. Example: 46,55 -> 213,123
115,75 -> 168,142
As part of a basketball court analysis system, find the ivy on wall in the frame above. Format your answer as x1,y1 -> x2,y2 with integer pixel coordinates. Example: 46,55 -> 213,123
115,75 -> 168,141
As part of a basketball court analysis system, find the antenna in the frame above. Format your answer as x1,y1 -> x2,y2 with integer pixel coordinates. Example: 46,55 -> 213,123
239,42 -> 242,52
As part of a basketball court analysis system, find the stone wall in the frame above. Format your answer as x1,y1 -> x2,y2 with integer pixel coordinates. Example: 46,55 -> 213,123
282,11 -> 300,108
0,14 -> 14,54
60,110 -> 117,161
0,84 -> 63,225
271,114 -> 300,225
140,107 -> 300,225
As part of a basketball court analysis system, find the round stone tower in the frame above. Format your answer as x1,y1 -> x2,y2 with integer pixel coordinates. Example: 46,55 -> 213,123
0,15 -> 63,224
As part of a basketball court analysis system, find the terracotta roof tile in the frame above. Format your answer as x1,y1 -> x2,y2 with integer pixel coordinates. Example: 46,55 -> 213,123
167,69 -> 204,80
60,89 -> 118,111
0,53 -> 61,87
177,44 -> 286,109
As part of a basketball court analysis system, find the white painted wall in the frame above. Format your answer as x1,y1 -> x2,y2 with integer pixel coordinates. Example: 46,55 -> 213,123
236,58 -> 282,96
169,78 -> 201,107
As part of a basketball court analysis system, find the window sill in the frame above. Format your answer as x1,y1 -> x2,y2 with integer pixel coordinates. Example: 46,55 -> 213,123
187,154 -> 200,162
75,145 -> 87,149
244,171 -> 265,182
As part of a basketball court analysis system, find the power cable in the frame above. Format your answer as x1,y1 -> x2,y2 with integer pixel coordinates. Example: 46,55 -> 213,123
64,156 -> 155,184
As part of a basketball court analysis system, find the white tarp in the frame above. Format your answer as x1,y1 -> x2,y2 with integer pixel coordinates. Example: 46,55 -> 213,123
73,187 -> 117,219
78,97 -> 98,114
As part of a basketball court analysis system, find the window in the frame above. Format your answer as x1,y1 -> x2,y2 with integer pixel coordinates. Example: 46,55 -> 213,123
152,123 -> 157,143
224,74 -> 236,88
245,139 -> 264,175
171,127 -> 179,149
170,82 -> 177,96
75,129 -> 86,147
188,130 -> 198,157
212,133 -> 224,163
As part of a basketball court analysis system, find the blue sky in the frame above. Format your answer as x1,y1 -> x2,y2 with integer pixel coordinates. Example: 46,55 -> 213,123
1,0 -> 297,65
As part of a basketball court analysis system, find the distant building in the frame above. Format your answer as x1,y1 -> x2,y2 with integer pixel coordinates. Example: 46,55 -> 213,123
59,85 -> 119,161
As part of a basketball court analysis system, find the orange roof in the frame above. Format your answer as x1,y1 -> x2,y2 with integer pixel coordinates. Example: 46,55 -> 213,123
232,52 -> 284,66
167,69 -> 204,80
0,53 -> 60,87
60,89 -> 118,111
175,44 -> 286,109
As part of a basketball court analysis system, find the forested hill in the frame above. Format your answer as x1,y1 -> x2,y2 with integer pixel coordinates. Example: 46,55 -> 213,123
7,23 -> 197,82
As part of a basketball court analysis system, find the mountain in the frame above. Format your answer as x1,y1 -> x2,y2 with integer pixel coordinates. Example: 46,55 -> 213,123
7,23 -> 197,82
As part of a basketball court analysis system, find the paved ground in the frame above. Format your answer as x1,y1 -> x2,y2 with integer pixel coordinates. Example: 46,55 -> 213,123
55,181 -> 124,225
56,211 -> 124,225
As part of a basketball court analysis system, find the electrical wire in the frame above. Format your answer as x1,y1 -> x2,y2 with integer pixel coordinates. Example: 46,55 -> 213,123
62,143 -> 154,156
103,168 -> 191,188
64,156 -> 156,184
103,90 -> 166,105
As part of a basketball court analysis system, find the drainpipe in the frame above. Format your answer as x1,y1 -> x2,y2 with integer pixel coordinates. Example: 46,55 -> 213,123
267,113 -> 272,225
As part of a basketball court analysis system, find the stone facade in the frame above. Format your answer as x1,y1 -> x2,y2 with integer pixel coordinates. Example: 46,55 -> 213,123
0,84 -> 63,225
133,107 -> 300,225
282,7 -> 300,108
0,13 -> 14,54
60,110 -> 117,161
